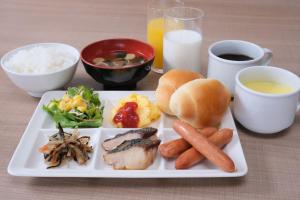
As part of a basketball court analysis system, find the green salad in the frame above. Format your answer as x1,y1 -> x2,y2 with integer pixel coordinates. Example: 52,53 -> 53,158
43,86 -> 103,128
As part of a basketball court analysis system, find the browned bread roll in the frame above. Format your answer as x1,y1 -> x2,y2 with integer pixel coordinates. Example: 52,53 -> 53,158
155,69 -> 202,115
169,79 -> 231,128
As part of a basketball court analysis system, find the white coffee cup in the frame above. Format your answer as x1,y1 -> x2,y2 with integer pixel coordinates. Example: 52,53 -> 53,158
233,66 -> 300,134
207,40 -> 273,94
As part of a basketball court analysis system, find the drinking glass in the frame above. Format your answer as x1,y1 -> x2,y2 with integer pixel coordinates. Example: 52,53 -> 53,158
147,0 -> 184,73
163,7 -> 204,73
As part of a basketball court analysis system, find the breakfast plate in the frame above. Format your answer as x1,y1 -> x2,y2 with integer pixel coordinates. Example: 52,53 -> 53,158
7,91 -> 248,178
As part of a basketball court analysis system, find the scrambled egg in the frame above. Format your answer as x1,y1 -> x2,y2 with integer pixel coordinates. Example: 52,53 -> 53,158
112,93 -> 161,128
58,94 -> 87,113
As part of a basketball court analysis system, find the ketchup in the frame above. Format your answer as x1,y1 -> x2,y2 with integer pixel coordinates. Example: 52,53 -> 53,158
113,102 -> 139,128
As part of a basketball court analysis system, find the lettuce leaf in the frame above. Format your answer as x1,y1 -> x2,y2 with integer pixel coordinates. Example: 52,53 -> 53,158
43,86 -> 103,128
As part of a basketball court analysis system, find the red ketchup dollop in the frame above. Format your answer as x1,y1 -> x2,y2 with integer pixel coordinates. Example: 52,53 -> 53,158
113,102 -> 139,128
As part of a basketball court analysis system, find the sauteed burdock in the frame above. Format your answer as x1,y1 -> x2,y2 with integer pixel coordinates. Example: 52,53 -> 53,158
39,124 -> 93,169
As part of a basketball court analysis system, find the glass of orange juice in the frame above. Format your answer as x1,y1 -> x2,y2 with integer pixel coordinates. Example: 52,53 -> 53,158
147,0 -> 184,73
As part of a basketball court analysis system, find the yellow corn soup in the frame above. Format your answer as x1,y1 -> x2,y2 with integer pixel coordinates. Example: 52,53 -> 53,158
243,81 -> 294,94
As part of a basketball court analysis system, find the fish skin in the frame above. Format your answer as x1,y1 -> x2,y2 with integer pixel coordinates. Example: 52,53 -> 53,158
102,127 -> 158,151
107,138 -> 161,154
103,127 -> 158,142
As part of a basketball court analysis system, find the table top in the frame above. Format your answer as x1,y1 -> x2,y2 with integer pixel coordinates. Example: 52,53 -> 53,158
1,0 -> 300,199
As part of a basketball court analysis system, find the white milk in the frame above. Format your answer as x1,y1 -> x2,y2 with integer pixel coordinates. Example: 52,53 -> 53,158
163,29 -> 202,72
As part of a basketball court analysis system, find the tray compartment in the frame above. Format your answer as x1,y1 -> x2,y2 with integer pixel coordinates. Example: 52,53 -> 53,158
94,128 -> 162,170
24,128 -> 101,170
162,114 -> 178,129
42,114 -> 56,129
161,129 -> 221,170
41,92 -> 107,129
102,99 -> 162,129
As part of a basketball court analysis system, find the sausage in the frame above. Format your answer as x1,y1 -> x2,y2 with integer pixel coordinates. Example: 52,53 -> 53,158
159,127 -> 217,159
175,128 -> 233,169
197,127 -> 218,138
173,120 -> 236,172
159,138 -> 190,159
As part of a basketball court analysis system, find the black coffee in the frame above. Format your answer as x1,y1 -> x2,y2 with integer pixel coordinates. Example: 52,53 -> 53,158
217,53 -> 253,61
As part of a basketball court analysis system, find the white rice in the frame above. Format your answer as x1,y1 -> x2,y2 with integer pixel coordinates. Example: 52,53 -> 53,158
5,45 -> 76,74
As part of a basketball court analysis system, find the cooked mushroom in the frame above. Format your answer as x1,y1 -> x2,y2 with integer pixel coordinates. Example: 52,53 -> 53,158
112,60 -> 128,67
92,57 -> 105,64
125,53 -> 136,60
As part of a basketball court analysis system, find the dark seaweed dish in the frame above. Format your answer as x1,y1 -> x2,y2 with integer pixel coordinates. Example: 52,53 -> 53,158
39,124 -> 93,169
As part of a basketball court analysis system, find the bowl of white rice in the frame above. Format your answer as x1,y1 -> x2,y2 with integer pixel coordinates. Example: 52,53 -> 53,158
1,43 -> 79,97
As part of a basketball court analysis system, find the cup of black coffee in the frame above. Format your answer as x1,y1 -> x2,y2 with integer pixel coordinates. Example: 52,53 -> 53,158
207,40 -> 273,94
217,54 -> 253,61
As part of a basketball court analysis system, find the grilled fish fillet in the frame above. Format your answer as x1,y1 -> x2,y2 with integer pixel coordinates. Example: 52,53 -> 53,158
102,127 -> 157,151
103,138 -> 161,170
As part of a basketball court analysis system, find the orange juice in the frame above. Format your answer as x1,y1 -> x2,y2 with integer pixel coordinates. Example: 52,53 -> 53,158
147,17 -> 164,70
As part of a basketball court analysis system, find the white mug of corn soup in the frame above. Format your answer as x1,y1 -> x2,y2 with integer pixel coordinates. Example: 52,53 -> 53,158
233,66 -> 300,134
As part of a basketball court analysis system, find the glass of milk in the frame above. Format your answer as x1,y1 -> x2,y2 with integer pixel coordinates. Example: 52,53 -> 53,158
163,7 -> 204,73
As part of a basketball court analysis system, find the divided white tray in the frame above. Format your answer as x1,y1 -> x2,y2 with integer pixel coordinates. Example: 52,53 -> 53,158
7,91 -> 248,178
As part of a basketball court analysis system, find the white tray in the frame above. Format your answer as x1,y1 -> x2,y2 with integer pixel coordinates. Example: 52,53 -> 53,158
7,91 -> 248,178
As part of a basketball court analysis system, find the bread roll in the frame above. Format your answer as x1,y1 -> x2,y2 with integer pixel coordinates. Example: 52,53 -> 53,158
169,79 -> 230,128
155,69 -> 202,115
